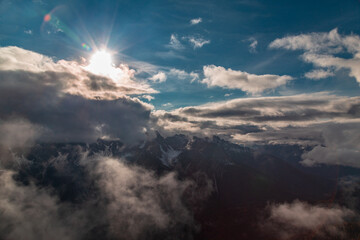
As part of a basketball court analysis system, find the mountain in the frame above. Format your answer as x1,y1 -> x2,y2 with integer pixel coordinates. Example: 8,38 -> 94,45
12,134 -> 352,240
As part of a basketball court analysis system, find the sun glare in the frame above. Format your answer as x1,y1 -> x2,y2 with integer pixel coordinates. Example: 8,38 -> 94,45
87,50 -> 113,75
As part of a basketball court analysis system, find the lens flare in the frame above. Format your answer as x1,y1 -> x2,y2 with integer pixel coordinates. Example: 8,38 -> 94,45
82,43 -> 91,51
44,14 -> 51,22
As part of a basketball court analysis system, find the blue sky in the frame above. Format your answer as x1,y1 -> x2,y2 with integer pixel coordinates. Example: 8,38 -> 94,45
1,0 -> 360,109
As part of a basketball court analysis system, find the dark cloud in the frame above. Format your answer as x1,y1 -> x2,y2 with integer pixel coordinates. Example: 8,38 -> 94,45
0,70 -> 153,145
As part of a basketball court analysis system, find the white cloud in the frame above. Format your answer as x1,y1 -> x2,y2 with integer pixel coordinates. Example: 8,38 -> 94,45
162,103 -> 173,107
168,34 -> 184,50
186,36 -> 210,49
140,95 -> 155,101
248,37 -> 258,53
169,68 -> 199,82
302,52 -> 360,83
305,69 -> 335,80
270,28 -> 360,84
202,65 -> 293,94
24,29 -> 33,35
0,119 -> 42,150
81,154 -> 196,239
149,71 -> 167,83
264,200 -> 354,240
190,17 -> 202,25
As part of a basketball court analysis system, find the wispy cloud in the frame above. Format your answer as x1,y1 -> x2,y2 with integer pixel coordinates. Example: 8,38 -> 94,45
24,29 -> 33,35
169,68 -> 199,82
190,17 -> 202,25
270,28 -> 360,84
140,95 -> 155,101
305,69 -> 335,80
149,71 -> 167,83
186,36 -> 210,49
248,37 -> 258,53
167,34 -> 185,50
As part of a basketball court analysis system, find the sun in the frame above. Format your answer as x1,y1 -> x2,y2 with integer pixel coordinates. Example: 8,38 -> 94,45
87,50 -> 113,75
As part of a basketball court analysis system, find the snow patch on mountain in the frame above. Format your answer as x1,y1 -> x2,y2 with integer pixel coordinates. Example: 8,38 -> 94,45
160,145 -> 182,167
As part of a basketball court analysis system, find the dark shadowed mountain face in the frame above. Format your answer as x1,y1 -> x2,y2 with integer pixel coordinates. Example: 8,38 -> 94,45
4,134 -> 359,240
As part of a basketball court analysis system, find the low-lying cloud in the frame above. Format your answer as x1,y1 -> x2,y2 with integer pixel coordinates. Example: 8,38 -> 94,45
263,200 -> 355,240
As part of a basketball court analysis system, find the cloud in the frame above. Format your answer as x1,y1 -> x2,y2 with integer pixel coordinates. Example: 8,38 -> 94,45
140,95 -> 155,101
302,52 -> 360,83
149,71 -> 167,83
248,37 -> 258,53
153,92 -> 360,168
0,46 -> 156,100
0,119 -> 42,150
202,65 -> 293,94
0,119 -> 43,169
162,103 -> 173,107
155,50 -> 187,60
186,36 -> 210,49
167,34 -> 210,50
263,200 -> 354,239
338,176 -> 360,210
80,154 -> 198,240
0,170 -> 86,240
153,93 -> 360,146
24,29 -> 33,35
301,122 -> 360,168
270,28 -> 360,84
0,47 -> 155,144
167,34 -> 184,50
190,17 -> 202,25
305,69 -> 335,80
169,68 -> 199,82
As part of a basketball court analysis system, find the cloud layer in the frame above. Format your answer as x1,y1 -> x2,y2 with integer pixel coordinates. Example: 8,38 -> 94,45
154,93 -> 360,167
